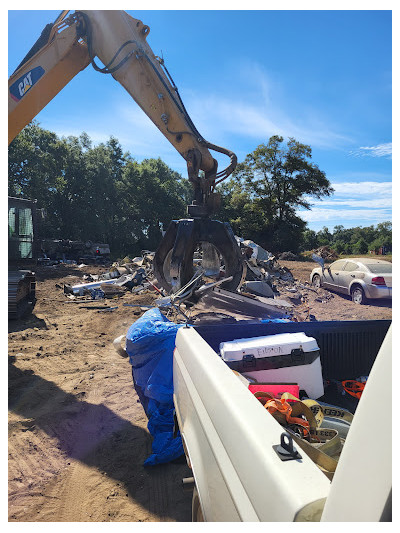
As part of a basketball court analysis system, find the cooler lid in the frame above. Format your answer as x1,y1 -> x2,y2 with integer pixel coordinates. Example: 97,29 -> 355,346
220,332 -> 319,362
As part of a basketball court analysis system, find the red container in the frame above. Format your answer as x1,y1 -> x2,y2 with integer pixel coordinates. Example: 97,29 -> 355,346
249,383 -> 300,400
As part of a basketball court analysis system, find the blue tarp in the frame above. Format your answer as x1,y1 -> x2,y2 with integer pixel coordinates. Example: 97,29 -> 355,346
125,308 -> 184,465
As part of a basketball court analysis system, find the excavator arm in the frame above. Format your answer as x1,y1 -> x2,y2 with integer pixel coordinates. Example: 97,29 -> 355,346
8,13 -> 90,145
8,10 -> 237,213
8,10 -> 244,291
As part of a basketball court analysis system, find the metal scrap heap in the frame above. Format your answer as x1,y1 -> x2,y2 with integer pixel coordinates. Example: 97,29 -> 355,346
59,239 -> 337,323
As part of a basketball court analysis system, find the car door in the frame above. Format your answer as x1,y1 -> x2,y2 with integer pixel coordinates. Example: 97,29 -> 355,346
322,260 -> 347,290
336,260 -> 360,294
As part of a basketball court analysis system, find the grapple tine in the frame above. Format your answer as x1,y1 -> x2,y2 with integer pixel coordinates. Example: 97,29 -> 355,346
153,218 -> 246,293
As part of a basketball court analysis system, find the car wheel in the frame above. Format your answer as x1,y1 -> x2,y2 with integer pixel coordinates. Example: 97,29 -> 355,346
312,274 -> 322,289
351,285 -> 365,304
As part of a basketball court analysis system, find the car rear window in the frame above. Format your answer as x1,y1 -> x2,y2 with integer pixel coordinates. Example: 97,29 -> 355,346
366,263 -> 392,274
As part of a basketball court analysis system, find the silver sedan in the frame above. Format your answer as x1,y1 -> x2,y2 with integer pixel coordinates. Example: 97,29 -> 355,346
310,257 -> 392,304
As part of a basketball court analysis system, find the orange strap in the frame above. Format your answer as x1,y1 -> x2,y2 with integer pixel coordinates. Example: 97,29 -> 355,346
253,391 -> 318,438
342,380 -> 365,399
264,398 -> 310,435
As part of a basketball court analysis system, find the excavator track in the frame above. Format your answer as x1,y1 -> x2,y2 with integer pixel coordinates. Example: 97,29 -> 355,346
8,270 -> 36,320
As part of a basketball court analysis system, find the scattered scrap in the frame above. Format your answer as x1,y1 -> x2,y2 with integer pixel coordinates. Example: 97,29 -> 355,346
39,238 -> 111,264
54,239 -> 340,324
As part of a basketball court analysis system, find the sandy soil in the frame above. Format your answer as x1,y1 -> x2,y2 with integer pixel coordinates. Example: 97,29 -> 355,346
8,261 -> 392,522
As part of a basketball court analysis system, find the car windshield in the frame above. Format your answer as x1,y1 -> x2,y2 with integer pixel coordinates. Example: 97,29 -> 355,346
366,263 -> 392,274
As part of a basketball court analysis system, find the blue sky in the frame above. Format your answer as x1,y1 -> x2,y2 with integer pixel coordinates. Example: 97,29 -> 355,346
8,6 -> 392,232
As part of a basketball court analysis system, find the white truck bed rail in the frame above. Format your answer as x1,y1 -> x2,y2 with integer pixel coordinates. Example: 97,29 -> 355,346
173,325 -> 331,521
173,323 -> 392,522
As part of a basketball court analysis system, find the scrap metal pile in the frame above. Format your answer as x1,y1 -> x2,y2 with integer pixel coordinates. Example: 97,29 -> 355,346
39,239 -> 111,265
63,252 -> 155,305
59,240 -> 334,323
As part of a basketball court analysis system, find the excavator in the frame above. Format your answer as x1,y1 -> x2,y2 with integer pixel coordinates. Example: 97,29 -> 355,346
8,9 -> 246,316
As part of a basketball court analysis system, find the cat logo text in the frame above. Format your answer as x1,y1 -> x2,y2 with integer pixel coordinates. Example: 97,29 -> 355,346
10,66 -> 45,102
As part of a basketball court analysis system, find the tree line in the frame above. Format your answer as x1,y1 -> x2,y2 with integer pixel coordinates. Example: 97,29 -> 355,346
302,223 -> 392,256
8,122 -> 193,257
8,123 -> 391,258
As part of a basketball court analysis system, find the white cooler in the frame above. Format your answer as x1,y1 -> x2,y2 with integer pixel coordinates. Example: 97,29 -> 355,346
220,332 -> 324,399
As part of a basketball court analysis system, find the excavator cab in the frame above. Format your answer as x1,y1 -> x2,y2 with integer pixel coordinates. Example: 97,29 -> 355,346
8,197 -> 38,318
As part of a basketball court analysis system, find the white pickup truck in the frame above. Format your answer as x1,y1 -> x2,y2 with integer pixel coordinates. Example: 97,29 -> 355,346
173,319 -> 391,522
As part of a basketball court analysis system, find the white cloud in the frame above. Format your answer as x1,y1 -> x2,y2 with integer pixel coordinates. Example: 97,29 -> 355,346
299,180 -> 392,229
331,171 -> 392,181
184,90 -> 351,150
47,97 -> 189,174
300,207 -> 391,224
330,181 -> 392,197
189,61 -> 353,149
316,198 -> 391,209
38,57 -> 358,177
349,143 -> 392,158
86,61 -> 352,158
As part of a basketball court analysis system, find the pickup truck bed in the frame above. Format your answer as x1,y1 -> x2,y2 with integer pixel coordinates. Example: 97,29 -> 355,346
173,319 -> 391,522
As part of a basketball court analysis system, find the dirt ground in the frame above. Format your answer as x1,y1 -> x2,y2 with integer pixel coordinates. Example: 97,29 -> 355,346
8,260 -> 392,522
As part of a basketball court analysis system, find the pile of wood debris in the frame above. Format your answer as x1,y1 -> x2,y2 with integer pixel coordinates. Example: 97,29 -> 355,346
313,246 -> 338,261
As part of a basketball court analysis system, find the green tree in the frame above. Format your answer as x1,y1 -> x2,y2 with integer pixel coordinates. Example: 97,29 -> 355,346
50,133 -> 91,239
375,222 -> 392,252
114,158 -> 190,255
369,238 -> 382,254
333,240 -> 345,254
370,234 -> 392,254
219,180 -> 266,242
81,136 -> 127,246
302,221 -> 392,254
8,121 -> 67,205
316,226 -> 333,247
376,221 -> 392,237
354,238 -> 368,255
220,136 -> 333,252
344,242 -> 353,255
301,228 -> 318,250
8,123 -> 192,257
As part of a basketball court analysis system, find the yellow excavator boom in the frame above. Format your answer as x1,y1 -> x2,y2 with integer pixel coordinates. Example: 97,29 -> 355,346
8,11 -> 238,194
8,10 -> 244,293
8,14 -> 90,145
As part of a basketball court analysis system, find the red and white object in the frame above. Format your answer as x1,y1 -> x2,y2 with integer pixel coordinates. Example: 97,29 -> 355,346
220,332 -> 324,399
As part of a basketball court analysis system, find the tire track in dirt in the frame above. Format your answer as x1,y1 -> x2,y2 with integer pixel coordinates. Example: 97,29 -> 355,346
15,345 -> 169,521
40,347 -> 191,522
8,419 -> 67,520
8,266 -> 192,522
46,462 -> 96,521
43,374 -> 108,522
